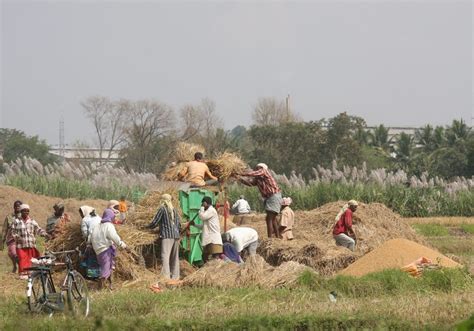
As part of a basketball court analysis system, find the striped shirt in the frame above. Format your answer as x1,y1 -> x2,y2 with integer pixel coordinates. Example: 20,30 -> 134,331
148,206 -> 181,239
11,217 -> 47,249
242,168 -> 281,198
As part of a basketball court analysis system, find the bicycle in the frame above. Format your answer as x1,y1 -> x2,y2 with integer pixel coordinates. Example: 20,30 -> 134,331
25,248 -> 90,317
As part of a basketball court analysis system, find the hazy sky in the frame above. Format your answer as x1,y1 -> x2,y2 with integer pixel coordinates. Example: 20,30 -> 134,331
1,0 -> 472,146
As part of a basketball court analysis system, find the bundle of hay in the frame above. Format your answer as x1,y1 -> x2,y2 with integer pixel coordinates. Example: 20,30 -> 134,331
173,142 -> 206,163
127,189 -> 181,227
46,221 -> 157,280
206,152 -> 248,181
182,255 -> 312,289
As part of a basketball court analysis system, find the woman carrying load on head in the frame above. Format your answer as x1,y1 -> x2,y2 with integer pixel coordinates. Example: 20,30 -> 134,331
147,194 -> 182,289
90,209 -> 128,290
333,200 -> 358,251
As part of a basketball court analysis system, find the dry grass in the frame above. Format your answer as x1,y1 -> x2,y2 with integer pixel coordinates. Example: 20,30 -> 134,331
206,152 -> 248,181
173,142 -> 206,163
182,255 -> 310,289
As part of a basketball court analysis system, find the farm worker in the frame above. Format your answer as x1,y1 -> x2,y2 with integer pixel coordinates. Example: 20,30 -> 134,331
179,152 -> 218,187
332,200 -> 358,251
118,196 -> 128,223
147,194 -> 182,286
79,206 -> 101,278
279,197 -> 295,240
46,202 -> 71,239
107,200 -> 121,224
11,204 -> 49,279
1,200 -> 22,273
188,196 -> 223,261
239,163 -> 282,238
79,206 -> 101,241
90,208 -> 128,290
231,195 -> 251,225
222,226 -> 259,257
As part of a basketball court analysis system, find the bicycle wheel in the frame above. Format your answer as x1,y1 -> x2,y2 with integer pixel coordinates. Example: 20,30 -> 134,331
27,272 -> 54,313
66,270 -> 90,317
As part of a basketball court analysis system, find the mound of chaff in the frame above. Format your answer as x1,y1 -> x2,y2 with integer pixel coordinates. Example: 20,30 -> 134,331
183,255 -> 310,288
245,202 -> 422,276
45,221 -> 157,280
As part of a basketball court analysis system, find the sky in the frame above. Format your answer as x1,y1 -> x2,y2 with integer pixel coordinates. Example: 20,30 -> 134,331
1,0 -> 472,146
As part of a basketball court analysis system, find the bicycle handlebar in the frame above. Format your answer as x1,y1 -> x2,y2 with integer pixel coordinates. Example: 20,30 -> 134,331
46,247 -> 80,256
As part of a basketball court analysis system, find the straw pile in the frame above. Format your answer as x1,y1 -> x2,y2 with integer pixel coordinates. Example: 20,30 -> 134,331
183,255 -> 310,289
127,188 -> 182,227
206,152 -> 248,181
45,221 -> 157,280
243,202 -> 422,275
173,142 -> 206,162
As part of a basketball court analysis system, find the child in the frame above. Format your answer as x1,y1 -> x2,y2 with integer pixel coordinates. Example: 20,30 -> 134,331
279,197 -> 294,240
118,196 -> 128,224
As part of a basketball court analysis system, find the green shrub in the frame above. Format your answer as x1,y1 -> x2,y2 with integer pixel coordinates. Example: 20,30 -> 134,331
412,224 -> 450,236
460,224 -> 474,234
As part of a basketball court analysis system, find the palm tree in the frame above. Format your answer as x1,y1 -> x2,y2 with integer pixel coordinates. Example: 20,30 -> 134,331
446,119 -> 470,146
369,125 -> 391,151
393,132 -> 414,170
415,125 -> 435,153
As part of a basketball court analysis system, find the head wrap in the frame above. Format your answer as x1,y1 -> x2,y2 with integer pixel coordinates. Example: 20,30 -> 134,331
54,202 -> 64,210
335,200 -> 358,221
79,205 -> 95,218
20,204 -> 30,211
281,197 -> 292,206
160,194 -> 174,214
101,209 -> 116,223
108,200 -> 120,209
256,163 -> 268,170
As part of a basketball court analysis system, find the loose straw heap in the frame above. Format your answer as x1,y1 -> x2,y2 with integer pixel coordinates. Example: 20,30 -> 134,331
183,255 -> 311,289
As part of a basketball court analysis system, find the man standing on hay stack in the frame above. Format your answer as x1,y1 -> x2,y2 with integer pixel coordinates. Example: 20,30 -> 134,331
333,200 -> 358,251
179,152 -> 219,187
147,194 -> 182,289
238,163 -> 282,238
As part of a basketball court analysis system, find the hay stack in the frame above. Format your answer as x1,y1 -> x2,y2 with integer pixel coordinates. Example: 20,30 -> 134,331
244,202 -> 422,276
173,142 -> 206,163
46,221 -> 157,280
182,255 -> 311,289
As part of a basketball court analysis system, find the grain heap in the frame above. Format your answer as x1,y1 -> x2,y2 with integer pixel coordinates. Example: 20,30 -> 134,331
246,202 -> 422,275
183,255 -> 310,288
339,238 -> 460,277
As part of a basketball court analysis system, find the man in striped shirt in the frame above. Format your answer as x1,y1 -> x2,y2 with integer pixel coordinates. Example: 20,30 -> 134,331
239,163 -> 282,238
147,194 -> 182,285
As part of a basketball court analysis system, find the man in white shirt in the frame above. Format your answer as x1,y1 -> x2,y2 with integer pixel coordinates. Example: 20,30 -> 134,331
232,195 -> 251,214
189,196 -> 223,262
222,227 -> 259,257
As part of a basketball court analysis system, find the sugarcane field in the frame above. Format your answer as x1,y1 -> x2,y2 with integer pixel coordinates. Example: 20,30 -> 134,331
2,2 -> 473,330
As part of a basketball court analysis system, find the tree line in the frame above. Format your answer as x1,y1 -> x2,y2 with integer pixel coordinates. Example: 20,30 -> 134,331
1,95 -> 472,180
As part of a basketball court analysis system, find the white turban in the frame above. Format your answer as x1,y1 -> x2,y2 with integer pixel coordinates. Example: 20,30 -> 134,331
256,163 -> 268,170
20,204 -> 30,210
108,200 -> 119,209
348,200 -> 359,206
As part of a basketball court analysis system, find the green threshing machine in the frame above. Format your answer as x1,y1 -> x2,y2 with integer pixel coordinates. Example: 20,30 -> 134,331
179,188 -> 216,265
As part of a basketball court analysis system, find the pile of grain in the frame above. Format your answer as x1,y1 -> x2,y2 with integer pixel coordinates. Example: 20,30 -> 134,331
244,202 -> 422,275
339,238 -> 460,277
182,255 -> 310,288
